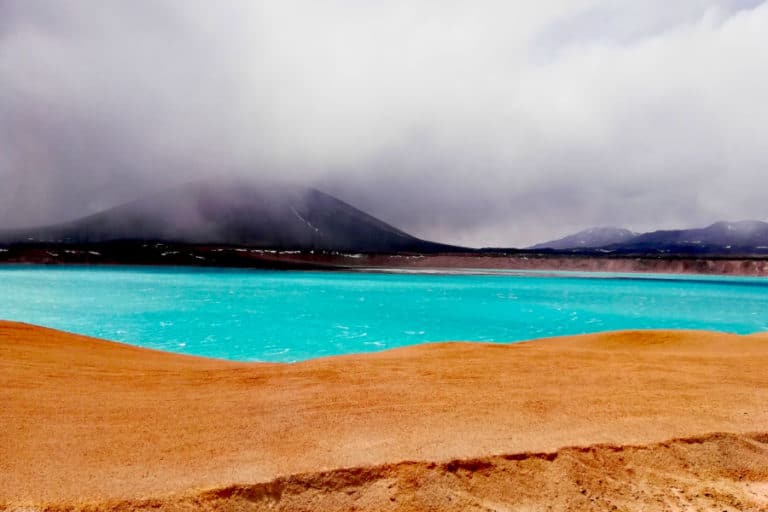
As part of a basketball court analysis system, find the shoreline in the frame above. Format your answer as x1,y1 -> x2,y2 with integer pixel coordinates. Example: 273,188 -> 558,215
2,245 -> 768,276
4,259 -> 768,276
2,322 -> 767,510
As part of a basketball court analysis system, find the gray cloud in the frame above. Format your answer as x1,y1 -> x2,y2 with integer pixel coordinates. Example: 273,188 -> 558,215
1,0 -> 767,247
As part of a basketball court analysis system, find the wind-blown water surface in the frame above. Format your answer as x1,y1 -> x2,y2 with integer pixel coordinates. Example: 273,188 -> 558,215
1,266 -> 766,361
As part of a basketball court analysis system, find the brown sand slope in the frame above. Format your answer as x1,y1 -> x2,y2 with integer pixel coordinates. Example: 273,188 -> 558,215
1,322 -> 767,510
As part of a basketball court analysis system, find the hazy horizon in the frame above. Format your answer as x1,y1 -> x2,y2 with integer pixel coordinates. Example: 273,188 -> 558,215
2,0 -> 767,247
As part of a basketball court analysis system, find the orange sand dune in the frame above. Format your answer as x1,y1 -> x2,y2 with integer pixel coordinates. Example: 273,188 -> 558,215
1,321 -> 767,510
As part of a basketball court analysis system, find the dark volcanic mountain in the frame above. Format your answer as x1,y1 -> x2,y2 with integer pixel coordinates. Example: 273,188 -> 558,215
528,227 -> 637,250
531,221 -> 768,255
0,181 -> 458,253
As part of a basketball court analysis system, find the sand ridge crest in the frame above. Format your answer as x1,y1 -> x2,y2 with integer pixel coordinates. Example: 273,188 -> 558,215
3,432 -> 767,511
1,321 -> 760,363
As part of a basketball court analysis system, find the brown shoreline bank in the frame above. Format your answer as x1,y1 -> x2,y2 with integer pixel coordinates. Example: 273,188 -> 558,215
2,244 -> 768,276
1,322 -> 768,510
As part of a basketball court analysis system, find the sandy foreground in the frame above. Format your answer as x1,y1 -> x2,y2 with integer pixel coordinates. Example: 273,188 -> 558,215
1,322 -> 767,511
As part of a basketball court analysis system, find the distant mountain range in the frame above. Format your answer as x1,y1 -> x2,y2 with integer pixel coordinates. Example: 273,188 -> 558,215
529,221 -> 768,255
528,227 -> 638,251
0,181 -> 459,253
2,181 -> 767,258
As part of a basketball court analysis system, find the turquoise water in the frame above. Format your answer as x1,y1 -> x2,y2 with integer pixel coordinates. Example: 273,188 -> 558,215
1,265 -> 766,361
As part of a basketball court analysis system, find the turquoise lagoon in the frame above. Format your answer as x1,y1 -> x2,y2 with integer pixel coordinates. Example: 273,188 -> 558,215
0,265 -> 766,362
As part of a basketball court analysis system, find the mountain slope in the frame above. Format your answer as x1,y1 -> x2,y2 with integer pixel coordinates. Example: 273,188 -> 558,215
528,227 -> 637,250
530,221 -> 768,255
616,221 -> 768,251
0,181 -> 458,253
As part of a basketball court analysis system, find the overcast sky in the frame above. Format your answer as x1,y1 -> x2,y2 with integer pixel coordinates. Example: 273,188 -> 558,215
1,0 -> 766,247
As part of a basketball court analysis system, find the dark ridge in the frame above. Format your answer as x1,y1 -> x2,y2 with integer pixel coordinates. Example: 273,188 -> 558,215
524,220 -> 768,257
528,226 -> 638,250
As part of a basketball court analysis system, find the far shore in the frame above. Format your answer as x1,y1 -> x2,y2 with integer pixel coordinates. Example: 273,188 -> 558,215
2,243 -> 768,276
1,322 -> 767,510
